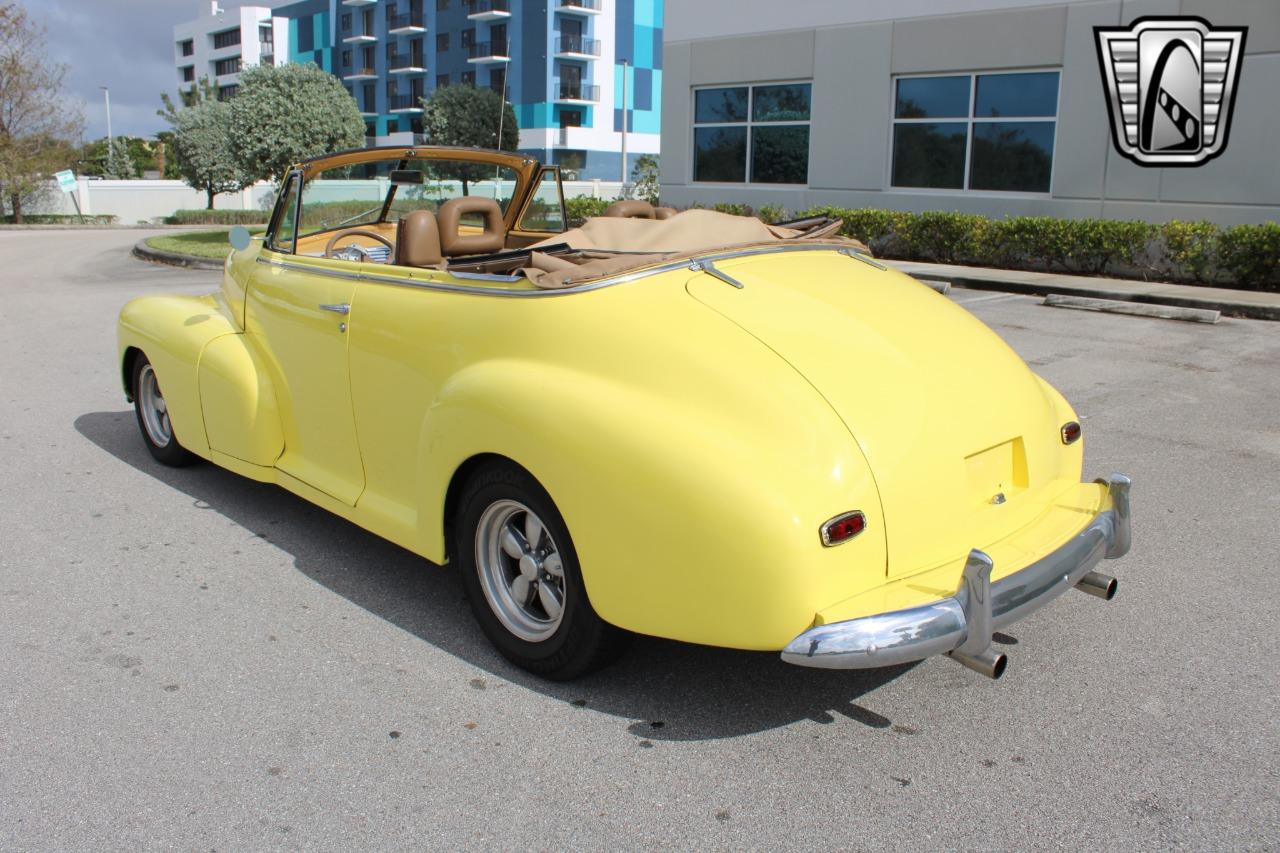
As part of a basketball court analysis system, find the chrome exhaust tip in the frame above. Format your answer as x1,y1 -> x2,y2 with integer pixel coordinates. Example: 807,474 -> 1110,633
948,647 -> 1008,680
1076,571 -> 1118,601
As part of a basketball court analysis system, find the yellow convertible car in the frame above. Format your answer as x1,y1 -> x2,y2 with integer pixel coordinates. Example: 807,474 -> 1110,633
118,146 -> 1131,680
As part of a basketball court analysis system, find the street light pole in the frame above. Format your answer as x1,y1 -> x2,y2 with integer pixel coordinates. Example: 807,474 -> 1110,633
619,59 -> 628,193
100,86 -> 113,165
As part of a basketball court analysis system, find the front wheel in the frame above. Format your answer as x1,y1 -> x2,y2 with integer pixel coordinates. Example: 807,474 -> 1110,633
131,354 -> 198,467
455,462 -> 627,680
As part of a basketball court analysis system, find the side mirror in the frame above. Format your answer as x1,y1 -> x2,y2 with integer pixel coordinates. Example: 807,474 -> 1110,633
228,225 -> 252,251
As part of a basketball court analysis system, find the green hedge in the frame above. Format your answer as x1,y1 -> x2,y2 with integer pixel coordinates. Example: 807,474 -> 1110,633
1,213 -> 117,225
565,196 -> 611,227
165,209 -> 270,225
794,207 -> 1279,291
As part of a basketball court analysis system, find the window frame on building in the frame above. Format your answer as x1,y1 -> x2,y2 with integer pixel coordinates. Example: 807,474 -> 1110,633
179,39 -> 194,57
211,28 -> 241,50
887,68 -> 1062,196
690,80 -> 813,186
214,56 -> 242,77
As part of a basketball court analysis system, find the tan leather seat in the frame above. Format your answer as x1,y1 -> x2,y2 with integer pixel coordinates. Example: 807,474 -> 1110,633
653,206 -> 677,220
394,209 -> 443,267
437,196 -> 506,257
604,199 -> 656,219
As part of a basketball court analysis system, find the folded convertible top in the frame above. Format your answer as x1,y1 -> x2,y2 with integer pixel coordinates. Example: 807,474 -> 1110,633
519,209 -> 866,289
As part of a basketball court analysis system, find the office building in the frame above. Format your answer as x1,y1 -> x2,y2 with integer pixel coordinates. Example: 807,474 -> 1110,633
660,0 -> 1279,225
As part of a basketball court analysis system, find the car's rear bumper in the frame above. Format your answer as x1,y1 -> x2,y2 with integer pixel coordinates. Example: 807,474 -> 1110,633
781,474 -> 1131,674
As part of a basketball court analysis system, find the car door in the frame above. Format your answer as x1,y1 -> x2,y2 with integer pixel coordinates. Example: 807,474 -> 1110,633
245,173 -> 366,505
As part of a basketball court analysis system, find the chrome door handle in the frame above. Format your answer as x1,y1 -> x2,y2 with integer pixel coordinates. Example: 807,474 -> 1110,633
319,303 -> 350,315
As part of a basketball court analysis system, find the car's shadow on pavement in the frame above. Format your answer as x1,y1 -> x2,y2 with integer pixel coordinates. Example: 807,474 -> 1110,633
77,409 -> 916,741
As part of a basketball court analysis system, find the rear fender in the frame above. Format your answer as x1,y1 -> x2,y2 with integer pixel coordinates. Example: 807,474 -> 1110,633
415,360 -> 888,650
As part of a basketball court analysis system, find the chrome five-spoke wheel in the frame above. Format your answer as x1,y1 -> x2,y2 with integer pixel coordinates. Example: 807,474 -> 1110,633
136,362 -> 172,448
456,461 -> 626,679
130,353 -> 197,467
476,500 -> 567,642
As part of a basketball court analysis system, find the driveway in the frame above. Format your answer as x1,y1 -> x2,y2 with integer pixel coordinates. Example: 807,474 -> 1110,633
1,229 -> 1276,849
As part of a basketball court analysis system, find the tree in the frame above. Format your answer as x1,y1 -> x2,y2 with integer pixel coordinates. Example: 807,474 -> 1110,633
157,76 -> 219,127
103,137 -> 138,179
631,154 -> 660,204
173,100 -> 250,208
228,63 -> 365,183
0,4 -> 84,222
420,84 -> 518,194
154,131 -> 182,179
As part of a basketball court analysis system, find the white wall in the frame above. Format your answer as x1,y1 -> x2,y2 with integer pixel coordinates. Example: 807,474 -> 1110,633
35,179 -> 627,223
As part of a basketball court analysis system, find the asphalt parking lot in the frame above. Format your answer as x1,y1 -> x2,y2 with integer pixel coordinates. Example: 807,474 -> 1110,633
2,229 -> 1277,849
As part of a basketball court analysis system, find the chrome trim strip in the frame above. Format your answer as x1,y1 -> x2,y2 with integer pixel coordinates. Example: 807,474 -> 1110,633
781,474 -> 1132,670
691,259 -> 745,289
839,247 -> 888,270
448,270 -> 524,283
256,241 -> 865,299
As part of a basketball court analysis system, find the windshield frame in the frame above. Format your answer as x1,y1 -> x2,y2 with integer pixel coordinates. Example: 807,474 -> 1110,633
261,146 -> 559,259
295,145 -> 541,229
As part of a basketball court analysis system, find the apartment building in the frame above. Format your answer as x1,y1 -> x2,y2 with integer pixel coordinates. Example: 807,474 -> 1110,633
172,0 -> 662,180
172,1 -> 284,100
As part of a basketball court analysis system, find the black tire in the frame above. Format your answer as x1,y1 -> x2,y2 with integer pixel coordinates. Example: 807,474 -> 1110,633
131,354 -> 199,468
455,461 -> 627,680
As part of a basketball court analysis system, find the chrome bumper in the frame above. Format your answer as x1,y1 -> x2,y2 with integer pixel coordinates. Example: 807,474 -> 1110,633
781,474 -> 1131,676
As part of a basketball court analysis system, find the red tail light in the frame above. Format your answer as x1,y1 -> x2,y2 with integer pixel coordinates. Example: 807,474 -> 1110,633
1061,421 -> 1082,444
821,511 -> 866,547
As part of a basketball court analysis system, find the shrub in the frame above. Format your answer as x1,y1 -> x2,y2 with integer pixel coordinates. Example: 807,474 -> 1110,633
774,206 -> 1274,289
631,154 -> 660,205
165,209 -> 269,225
0,213 -> 116,224
565,195 -> 610,227
1160,220 -> 1219,283
977,216 -> 1072,270
895,211 -> 987,263
711,202 -> 753,217
1217,223 -> 1280,291
1062,218 -> 1156,273
756,204 -> 787,224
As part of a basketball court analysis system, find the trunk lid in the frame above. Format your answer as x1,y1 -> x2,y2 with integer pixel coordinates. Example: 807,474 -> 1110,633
687,250 -> 1076,578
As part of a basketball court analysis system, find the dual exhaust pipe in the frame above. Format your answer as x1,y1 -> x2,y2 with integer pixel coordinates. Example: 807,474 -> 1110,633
946,550 -> 1119,680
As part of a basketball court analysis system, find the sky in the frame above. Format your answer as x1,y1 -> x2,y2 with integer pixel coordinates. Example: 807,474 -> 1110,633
30,0 -> 211,141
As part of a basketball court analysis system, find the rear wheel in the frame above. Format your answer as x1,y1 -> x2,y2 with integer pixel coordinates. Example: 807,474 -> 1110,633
455,462 -> 627,680
132,354 -> 198,467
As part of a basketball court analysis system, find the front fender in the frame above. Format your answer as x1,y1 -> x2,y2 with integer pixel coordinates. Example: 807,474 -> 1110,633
416,358 -> 888,651
118,293 -> 241,459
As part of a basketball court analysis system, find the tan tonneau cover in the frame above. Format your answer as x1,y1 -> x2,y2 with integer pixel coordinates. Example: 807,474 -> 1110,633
521,209 -> 865,289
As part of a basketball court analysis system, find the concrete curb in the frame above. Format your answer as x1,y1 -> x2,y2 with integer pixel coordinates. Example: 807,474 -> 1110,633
132,239 -> 226,271
1043,293 -> 1221,324
885,261 -> 1280,322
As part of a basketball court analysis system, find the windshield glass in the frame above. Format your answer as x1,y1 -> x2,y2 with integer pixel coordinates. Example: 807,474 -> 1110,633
298,157 -> 521,239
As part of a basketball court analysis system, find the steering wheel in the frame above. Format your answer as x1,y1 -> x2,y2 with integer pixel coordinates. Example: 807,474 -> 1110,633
324,229 -> 394,261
